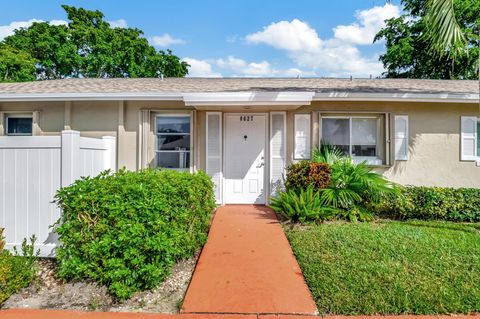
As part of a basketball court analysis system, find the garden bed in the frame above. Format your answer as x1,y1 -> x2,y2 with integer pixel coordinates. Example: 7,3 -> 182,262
286,220 -> 480,315
1,253 -> 198,312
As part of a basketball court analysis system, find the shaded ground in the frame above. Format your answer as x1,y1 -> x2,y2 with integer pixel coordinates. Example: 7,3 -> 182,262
1,254 -> 197,313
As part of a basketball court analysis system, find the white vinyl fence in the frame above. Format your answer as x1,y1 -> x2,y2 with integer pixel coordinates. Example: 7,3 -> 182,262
0,130 -> 116,257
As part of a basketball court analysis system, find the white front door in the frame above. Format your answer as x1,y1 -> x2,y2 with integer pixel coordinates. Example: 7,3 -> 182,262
224,114 -> 266,204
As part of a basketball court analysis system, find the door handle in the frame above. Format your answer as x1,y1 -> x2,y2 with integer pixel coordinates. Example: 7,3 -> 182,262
256,162 -> 265,168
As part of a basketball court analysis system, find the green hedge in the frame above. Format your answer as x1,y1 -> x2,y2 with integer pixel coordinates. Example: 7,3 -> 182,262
375,186 -> 480,222
0,234 -> 38,304
54,169 -> 216,300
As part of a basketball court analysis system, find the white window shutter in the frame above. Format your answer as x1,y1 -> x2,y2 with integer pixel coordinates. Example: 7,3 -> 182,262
270,112 -> 286,196
461,116 -> 477,161
294,114 -> 311,159
394,115 -> 409,161
206,112 -> 222,203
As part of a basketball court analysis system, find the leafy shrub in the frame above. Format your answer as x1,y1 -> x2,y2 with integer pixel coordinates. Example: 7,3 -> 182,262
54,169 -> 215,300
375,186 -> 480,222
277,145 -> 398,223
0,235 -> 38,304
0,228 -> 4,251
285,161 -> 331,191
270,186 -> 335,222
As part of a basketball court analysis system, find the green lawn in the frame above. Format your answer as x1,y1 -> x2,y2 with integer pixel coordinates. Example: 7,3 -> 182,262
286,220 -> 480,315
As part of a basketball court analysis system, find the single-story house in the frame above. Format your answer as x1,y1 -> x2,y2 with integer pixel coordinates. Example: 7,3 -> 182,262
0,78 -> 479,255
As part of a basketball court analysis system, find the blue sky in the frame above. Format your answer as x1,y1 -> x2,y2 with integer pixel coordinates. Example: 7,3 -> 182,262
0,0 -> 403,78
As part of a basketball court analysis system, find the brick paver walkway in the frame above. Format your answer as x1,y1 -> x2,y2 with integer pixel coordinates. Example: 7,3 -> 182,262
181,205 -> 317,315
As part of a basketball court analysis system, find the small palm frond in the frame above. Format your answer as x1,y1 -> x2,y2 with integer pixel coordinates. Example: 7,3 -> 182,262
422,0 -> 467,56
313,142 -> 345,164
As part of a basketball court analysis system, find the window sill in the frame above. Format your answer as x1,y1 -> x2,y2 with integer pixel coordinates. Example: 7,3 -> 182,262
352,157 -> 383,166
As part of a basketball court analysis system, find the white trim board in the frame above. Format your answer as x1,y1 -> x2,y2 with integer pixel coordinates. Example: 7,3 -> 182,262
313,92 -> 479,103
0,90 -> 477,103
0,92 -> 184,102
183,92 -> 315,106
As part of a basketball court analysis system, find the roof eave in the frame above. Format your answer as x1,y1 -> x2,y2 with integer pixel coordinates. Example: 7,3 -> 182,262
0,91 -> 477,103
313,92 -> 479,103
0,92 -> 184,102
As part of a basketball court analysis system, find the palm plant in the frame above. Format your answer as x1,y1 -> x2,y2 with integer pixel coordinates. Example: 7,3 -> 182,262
422,0 -> 468,55
270,186 -> 336,222
385,0 -> 469,56
312,142 -> 345,165
320,157 -> 399,209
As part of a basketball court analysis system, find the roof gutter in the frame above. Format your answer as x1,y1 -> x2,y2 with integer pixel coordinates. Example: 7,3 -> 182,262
0,92 -> 184,102
313,92 -> 479,103
0,91 -> 477,103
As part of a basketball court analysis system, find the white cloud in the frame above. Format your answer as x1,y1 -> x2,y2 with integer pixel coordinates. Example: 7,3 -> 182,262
149,33 -> 186,47
333,4 -> 400,45
183,58 -> 222,77
0,19 -> 40,40
183,55 -> 315,78
244,3 -> 400,77
216,55 -> 315,77
246,19 -> 321,52
108,19 -> 128,28
0,19 -> 67,40
49,20 -> 68,26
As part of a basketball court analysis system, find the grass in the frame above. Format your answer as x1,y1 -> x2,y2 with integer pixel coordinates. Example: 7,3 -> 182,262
286,220 -> 480,315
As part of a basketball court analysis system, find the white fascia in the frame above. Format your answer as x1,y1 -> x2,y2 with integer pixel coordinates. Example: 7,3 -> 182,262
182,91 -> 315,106
313,92 -> 479,103
0,92 -> 184,102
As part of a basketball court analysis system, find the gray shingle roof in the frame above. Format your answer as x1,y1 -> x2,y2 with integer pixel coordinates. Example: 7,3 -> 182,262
0,78 -> 478,95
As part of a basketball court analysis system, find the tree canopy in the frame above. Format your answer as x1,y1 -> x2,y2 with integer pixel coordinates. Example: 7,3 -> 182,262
375,0 -> 479,79
0,5 -> 189,82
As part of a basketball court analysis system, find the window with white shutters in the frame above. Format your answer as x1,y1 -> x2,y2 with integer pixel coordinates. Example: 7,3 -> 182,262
394,115 -> 409,161
270,112 -> 286,196
206,112 -> 222,203
294,114 -> 311,159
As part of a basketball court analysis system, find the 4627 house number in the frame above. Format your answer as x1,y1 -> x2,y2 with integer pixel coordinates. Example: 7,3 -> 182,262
240,115 -> 254,121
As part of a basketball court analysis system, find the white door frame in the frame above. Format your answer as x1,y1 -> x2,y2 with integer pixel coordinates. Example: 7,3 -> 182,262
222,112 -> 270,205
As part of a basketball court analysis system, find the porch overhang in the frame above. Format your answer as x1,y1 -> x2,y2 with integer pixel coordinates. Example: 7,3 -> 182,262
183,92 -> 315,109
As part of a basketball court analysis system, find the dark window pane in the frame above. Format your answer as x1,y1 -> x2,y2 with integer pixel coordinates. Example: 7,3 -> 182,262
157,135 -> 190,151
156,152 -> 190,169
352,145 -> 376,157
157,116 -> 190,134
322,119 -> 349,155
7,117 -> 32,135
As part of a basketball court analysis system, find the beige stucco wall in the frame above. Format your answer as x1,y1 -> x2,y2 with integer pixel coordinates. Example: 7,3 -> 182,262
1,99 -> 479,187
299,101 -> 480,187
0,101 -> 64,135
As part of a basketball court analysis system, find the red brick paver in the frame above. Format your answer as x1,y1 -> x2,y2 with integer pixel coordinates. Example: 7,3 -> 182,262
181,205 -> 317,315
